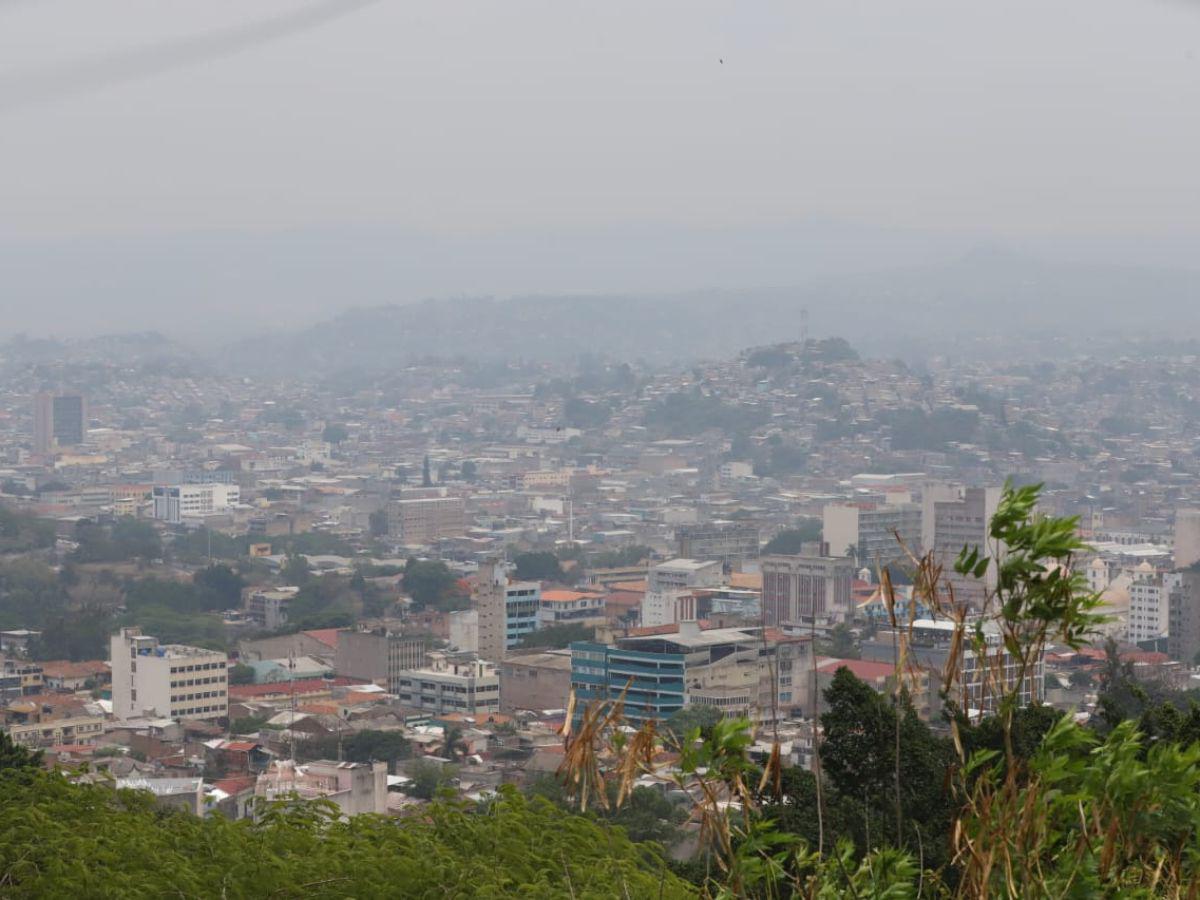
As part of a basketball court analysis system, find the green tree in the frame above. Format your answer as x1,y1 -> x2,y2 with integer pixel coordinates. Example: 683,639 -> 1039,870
322,423 -> 349,445
0,732 -> 42,771
422,455 -> 433,487
665,705 -> 723,741
817,667 -> 956,867
193,564 -> 245,608
280,554 -> 312,586
0,768 -> 693,897
368,509 -> 389,537
515,622 -> 593,650
230,714 -> 270,734
513,551 -> 563,582
73,518 -> 162,563
228,663 -> 255,685
404,758 -> 458,800
763,520 -> 822,554
32,608 -> 113,661
818,622 -> 860,660
0,506 -> 55,553
563,397 -> 610,429
403,558 -> 461,610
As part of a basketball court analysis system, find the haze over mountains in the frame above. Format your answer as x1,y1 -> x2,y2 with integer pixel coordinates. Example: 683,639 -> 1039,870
7,238 -> 1200,375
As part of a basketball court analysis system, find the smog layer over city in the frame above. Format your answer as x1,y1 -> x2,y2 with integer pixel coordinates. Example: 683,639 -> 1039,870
2,2 -> 1200,897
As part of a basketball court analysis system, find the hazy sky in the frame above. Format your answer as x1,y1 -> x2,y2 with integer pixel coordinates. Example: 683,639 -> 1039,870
2,0 -> 1200,338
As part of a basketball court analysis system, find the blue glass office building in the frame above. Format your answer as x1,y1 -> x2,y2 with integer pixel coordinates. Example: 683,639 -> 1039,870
570,640 -> 686,724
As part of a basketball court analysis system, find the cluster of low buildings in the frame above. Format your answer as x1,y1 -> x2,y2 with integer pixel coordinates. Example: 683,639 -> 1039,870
5,339 -> 1200,818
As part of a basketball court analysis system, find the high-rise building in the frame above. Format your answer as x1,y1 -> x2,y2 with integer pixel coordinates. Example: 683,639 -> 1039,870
823,501 -> 922,570
1128,567 -> 1173,645
921,482 -> 963,557
861,619 -> 1043,717
335,628 -> 428,692
110,627 -> 228,722
470,562 -> 542,657
760,552 -> 855,625
642,559 -> 723,627
1174,509 -> 1200,570
474,561 -> 508,662
676,522 -> 760,563
386,496 -> 466,544
932,487 -> 1003,607
32,391 -> 86,454
1168,571 -> 1200,663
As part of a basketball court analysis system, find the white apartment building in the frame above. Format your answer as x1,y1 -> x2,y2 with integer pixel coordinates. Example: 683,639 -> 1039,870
823,501 -> 923,568
393,652 -> 500,716
110,627 -> 229,722
152,483 -> 240,525
649,559 -> 723,593
643,559 -> 723,628
256,759 -> 386,818
246,587 -> 301,630
1128,567 -> 1176,644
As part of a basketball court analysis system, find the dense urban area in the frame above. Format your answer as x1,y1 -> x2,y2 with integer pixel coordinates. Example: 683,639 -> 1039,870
3,329 -> 1200,895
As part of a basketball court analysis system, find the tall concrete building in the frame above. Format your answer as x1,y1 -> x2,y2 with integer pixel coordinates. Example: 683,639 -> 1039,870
1168,571 -> 1200,663
386,496 -> 466,545
335,628 -> 427,692
474,560 -> 508,663
676,521 -> 760,562
921,482 -> 964,556
642,559 -> 723,627
110,627 -> 228,722
932,487 -> 1003,607
1174,509 -> 1200,570
468,563 -> 542,656
1128,567 -> 1174,645
823,502 -> 922,569
861,619 -> 1043,717
760,552 -> 855,625
32,391 -> 86,454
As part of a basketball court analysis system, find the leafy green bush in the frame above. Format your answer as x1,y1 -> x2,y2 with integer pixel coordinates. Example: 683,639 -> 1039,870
0,770 -> 693,898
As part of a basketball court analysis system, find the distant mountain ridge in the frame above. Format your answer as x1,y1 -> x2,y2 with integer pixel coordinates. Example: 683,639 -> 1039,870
217,250 -> 1200,374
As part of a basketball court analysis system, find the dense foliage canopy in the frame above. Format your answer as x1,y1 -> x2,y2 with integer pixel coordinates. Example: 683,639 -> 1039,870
0,768 -> 693,899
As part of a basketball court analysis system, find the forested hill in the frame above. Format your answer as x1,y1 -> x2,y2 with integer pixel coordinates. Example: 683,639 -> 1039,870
217,250 -> 1200,374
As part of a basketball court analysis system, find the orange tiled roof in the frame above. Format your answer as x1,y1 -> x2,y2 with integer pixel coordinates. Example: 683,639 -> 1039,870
608,580 -> 647,593
229,677 -> 366,700
728,572 -> 762,590
301,629 -> 342,650
38,660 -> 109,679
815,657 -> 898,681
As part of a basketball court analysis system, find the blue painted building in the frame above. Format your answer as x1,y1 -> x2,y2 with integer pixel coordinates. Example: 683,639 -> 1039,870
570,640 -> 686,724
571,623 -> 809,725
504,581 -> 542,648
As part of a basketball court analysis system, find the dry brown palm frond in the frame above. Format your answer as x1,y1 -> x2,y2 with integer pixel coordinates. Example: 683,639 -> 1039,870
613,718 -> 658,808
558,680 -> 636,812
756,740 -> 783,799
560,688 -> 577,741
559,696 -> 614,812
